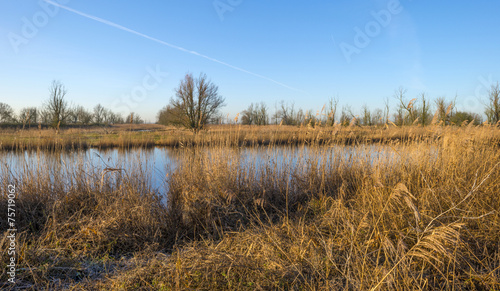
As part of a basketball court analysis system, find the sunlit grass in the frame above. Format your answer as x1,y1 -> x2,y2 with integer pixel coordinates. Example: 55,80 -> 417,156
1,125 -> 499,289
2,124 -> 500,151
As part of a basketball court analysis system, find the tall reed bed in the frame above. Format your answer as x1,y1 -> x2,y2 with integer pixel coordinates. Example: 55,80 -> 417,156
0,128 -> 499,289
149,137 -> 500,290
0,150 -> 173,289
3,124 -> 499,151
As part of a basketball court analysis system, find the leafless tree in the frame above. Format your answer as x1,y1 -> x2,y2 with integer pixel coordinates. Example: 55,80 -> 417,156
434,97 -> 455,125
73,106 -> 93,125
125,112 -> 144,124
0,102 -> 15,123
274,101 -> 297,125
241,103 -> 255,125
93,104 -> 106,124
361,104 -> 372,126
372,108 -> 383,125
241,102 -> 268,125
170,73 -> 225,132
340,105 -> 354,126
394,87 -> 418,125
326,97 -> 339,126
296,108 -> 305,125
107,111 -> 124,124
419,93 -> 431,126
209,113 -> 224,125
44,80 -> 69,128
255,102 -> 268,125
485,82 -> 500,124
39,107 -> 51,124
19,107 -> 37,128
384,96 -> 390,124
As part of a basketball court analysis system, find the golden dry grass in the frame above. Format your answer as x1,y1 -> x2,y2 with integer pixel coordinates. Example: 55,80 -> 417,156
0,125 -> 499,289
2,123 -> 500,151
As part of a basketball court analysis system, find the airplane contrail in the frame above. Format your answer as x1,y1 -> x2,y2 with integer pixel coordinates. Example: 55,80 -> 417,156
43,0 -> 306,93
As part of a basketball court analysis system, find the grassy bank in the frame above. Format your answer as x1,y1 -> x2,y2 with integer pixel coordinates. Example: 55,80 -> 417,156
1,127 -> 500,289
1,123 -> 500,151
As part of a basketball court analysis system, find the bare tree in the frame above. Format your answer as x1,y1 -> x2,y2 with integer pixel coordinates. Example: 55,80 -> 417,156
241,103 -> 256,125
274,101 -> 297,125
372,108 -> 383,125
419,93 -> 431,126
303,109 -> 317,126
170,73 -> 225,132
361,104 -> 372,126
44,80 -> 69,128
296,108 -> 305,125
255,102 -> 268,125
393,88 -> 405,125
73,106 -> 93,125
0,102 -> 15,123
485,82 -> 500,124
39,107 -> 51,125
209,112 -> 224,125
240,102 -> 268,125
340,105 -> 354,126
394,107 -> 405,126
93,104 -> 106,124
273,102 -> 279,125
326,97 -> 339,126
107,111 -> 124,124
102,108 -> 112,124
125,112 -> 144,124
19,107 -> 37,128
384,96 -> 390,124
134,114 -> 144,124
434,97 -> 455,125
394,87 -> 418,125
67,107 -> 78,124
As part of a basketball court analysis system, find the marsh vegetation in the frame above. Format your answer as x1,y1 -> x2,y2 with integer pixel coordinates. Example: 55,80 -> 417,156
1,124 -> 499,289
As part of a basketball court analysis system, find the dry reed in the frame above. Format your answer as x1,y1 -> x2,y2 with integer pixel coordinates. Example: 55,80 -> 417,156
0,126 -> 499,289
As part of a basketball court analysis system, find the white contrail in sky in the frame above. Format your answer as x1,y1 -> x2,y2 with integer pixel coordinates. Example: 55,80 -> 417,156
44,0 -> 306,93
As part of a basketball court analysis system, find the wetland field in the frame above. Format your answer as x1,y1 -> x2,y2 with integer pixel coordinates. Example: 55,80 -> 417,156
1,124 -> 500,290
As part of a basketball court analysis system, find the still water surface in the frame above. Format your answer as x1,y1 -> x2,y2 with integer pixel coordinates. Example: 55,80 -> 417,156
2,146 -> 397,196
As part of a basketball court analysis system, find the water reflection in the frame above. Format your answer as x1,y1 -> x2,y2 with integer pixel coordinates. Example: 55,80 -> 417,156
1,145 -> 397,196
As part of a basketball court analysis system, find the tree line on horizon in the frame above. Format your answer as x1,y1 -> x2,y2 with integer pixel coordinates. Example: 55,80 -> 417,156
0,80 -> 144,129
157,74 -> 500,129
2,76 -> 499,131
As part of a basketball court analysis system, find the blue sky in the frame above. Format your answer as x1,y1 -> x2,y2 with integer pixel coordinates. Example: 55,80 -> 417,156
1,0 -> 499,122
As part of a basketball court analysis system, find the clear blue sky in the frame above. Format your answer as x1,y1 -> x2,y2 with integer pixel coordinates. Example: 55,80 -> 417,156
1,0 -> 499,122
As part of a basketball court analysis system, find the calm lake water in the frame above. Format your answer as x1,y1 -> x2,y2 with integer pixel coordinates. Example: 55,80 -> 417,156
1,145 -> 398,196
